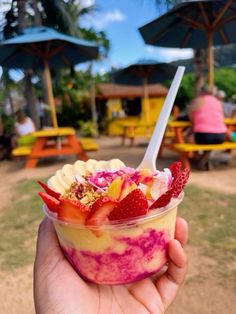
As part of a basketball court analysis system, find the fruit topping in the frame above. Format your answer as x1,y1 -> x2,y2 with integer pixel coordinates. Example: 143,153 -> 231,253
150,188 -> 173,209
38,191 -> 60,213
108,189 -> 149,221
58,198 -> 90,223
86,197 -> 117,226
38,180 -> 61,199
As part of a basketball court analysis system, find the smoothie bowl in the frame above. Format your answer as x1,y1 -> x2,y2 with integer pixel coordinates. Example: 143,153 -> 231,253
38,159 -> 189,285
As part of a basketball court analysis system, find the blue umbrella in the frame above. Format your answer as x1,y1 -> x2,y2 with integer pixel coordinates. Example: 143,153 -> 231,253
139,0 -> 236,91
111,60 -> 177,123
0,26 -> 99,127
111,59 -> 176,86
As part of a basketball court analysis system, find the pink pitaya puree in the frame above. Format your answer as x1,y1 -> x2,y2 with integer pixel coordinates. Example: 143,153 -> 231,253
61,228 -> 169,285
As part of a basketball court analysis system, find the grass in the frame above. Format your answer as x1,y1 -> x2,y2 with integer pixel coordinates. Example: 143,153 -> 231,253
0,179 -> 44,270
0,180 -> 236,277
179,185 -> 236,279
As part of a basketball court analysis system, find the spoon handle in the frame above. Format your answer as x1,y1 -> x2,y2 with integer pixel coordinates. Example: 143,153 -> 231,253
137,66 -> 185,171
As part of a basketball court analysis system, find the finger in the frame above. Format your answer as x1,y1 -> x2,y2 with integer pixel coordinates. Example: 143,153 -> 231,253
175,217 -> 188,246
127,278 -> 164,314
155,239 -> 187,310
34,217 -> 64,269
167,239 -> 188,284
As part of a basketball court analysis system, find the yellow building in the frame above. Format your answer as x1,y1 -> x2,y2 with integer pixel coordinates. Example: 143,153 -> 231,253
97,83 -> 168,137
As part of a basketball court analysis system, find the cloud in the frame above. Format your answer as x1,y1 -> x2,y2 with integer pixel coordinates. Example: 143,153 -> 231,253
81,9 -> 125,30
146,46 -> 194,62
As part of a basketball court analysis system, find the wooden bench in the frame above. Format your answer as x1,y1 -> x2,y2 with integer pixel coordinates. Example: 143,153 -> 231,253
172,142 -> 236,168
79,138 -> 99,151
12,137 -> 99,158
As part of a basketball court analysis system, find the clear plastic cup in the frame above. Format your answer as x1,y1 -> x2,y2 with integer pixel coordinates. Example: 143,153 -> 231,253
43,194 -> 183,285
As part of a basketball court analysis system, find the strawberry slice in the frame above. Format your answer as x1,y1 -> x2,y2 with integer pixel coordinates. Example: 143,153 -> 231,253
171,167 -> 190,197
169,161 -> 182,180
150,188 -> 173,209
108,189 -> 148,221
58,198 -> 90,223
38,180 -> 61,199
86,197 -> 117,226
38,191 -> 60,213
150,163 -> 190,209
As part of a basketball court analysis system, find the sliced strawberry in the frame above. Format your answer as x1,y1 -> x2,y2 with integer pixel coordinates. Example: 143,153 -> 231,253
38,180 -> 61,199
150,163 -> 189,209
58,198 -> 90,223
109,189 -> 148,221
38,191 -> 60,213
150,188 -> 173,209
86,197 -> 117,226
171,167 -> 190,197
169,161 -> 182,180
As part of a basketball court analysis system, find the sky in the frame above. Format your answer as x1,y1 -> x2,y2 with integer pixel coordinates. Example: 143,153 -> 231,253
80,0 -> 193,73
0,0 -> 193,80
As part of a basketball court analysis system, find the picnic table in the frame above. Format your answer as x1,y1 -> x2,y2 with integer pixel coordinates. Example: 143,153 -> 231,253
120,121 -> 153,146
162,119 -> 236,168
12,127 -> 89,168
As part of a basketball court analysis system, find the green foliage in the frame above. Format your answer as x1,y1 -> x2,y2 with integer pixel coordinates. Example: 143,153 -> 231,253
164,73 -> 195,109
164,68 -> 236,109
77,120 -> 97,137
175,73 -> 195,109
214,67 -> 236,101
0,111 -> 14,135
57,102 -> 91,128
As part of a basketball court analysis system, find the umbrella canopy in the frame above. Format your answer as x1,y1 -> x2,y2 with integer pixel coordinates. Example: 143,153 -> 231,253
111,60 -> 177,123
0,26 -> 99,127
111,59 -> 177,86
139,0 -> 236,91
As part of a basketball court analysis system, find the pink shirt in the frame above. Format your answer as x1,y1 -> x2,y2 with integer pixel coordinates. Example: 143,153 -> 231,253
190,95 -> 227,133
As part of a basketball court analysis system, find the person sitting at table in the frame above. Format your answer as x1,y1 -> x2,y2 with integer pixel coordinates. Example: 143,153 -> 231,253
187,87 -> 227,169
14,109 -> 36,137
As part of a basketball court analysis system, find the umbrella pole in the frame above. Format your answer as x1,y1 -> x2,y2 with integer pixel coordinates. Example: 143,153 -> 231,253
207,31 -> 214,93
43,59 -> 58,128
143,78 -> 150,125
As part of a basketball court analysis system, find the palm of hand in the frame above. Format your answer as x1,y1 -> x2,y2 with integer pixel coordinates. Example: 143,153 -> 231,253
34,218 -> 188,314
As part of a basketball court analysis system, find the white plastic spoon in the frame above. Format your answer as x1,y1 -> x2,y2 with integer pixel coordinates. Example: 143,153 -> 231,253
137,66 -> 185,172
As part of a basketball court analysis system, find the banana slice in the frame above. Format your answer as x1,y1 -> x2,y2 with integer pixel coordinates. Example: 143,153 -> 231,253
61,164 -> 75,185
85,159 -> 98,173
108,158 -> 125,171
47,175 -> 65,194
55,170 -> 70,190
94,160 -> 109,171
73,160 -> 86,176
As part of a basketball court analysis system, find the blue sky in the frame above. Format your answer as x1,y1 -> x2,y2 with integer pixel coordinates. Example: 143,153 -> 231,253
0,0 -> 193,79
80,0 -> 193,73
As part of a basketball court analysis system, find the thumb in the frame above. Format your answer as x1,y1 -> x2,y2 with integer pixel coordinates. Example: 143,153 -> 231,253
34,217 -> 64,271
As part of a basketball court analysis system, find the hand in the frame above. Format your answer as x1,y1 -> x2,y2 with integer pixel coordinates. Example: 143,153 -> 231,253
34,217 -> 188,314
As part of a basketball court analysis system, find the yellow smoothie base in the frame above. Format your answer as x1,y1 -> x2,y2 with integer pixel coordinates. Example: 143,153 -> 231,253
43,195 -> 183,285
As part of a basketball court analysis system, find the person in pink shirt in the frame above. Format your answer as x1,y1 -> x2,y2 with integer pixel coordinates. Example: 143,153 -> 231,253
188,90 -> 227,144
188,89 -> 227,169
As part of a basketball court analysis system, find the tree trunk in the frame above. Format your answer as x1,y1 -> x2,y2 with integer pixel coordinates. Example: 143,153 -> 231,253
193,49 -> 205,96
17,0 -> 39,128
24,70 -> 40,127
89,63 -> 98,137
17,0 -> 27,32
32,0 -> 41,26
33,0 -> 52,126
2,69 -> 15,117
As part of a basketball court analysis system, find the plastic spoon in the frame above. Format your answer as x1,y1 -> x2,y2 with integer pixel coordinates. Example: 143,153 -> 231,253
137,66 -> 185,172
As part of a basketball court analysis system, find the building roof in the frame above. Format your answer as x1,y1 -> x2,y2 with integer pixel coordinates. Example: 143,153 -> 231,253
97,83 -> 168,99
